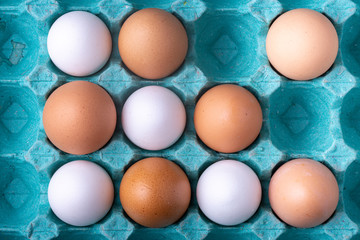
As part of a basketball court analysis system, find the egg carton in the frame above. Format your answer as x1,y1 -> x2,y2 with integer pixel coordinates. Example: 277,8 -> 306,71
1,0 -> 360,239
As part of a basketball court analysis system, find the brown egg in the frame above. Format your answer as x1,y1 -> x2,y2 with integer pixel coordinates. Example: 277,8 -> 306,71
194,84 -> 262,153
43,81 -> 117,155
269,158 -> 339,228
120,157 -> 191,228
266,8 -> 338,80
118,8 -> 188,80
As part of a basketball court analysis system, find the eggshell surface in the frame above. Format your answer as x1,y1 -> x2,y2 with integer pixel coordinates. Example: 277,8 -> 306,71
118,8 -> 188,79
119,157 -> 191,228
48,160 -> 114,226
47,11 -> 112,77
121,86 -> 186,151
196,160 -> 262,226
43,81 -> 117,155
269,158 -> 339,228
266,8 -> 338,81
194,84 -> 262,153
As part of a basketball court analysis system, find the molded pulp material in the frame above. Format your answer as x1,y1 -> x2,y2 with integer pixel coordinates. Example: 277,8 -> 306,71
0,0 -> 360,239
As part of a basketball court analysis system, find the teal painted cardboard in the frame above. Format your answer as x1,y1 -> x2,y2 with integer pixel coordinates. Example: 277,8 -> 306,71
1,0 -> 360,239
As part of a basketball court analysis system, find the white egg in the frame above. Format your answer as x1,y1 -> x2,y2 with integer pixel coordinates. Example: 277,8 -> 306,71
121,86 -> 186,151
47,11 -> 112,77
196,160 -> 262,226
48,160 -> 114,226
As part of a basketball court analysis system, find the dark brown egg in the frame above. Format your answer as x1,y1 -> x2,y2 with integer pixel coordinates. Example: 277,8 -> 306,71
120,157 -> 191,228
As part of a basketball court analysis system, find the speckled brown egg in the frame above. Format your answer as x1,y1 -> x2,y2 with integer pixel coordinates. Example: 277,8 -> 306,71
119,157 -> 191,228
43,81 -> 117,155
118,8 -> 188,79
194,84 -> 262,153
269,158 -> 339,228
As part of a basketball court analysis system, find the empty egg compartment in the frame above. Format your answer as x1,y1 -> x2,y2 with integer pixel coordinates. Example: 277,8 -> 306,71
0,157 -> 52,240
341,10 -> 360,78
344,159 -> 360,226
269,83 -> 334,155
0,158 -> 40,227
194,9 -> 265,80
340,88 -> 360,151
0,84 -> 40,154
0,10 -> 39,81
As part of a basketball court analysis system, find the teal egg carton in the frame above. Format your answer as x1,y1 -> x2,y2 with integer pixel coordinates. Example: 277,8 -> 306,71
1,0 -> 360,239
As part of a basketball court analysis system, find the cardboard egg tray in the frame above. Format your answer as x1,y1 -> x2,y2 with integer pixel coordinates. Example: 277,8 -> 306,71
1,0 -> 360,239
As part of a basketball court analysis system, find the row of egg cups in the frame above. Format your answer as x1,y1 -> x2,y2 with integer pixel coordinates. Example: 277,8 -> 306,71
48,157 -> 338,229
48,8 -> 339,82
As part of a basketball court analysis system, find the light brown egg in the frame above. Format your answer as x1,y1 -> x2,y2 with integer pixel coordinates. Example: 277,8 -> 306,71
266,8 -> 338,81
119,157 -> 191,228
43,81 -> 117,155
194,84 -> 262,153
118,8 -> 188,80
269,158 -> 339,228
